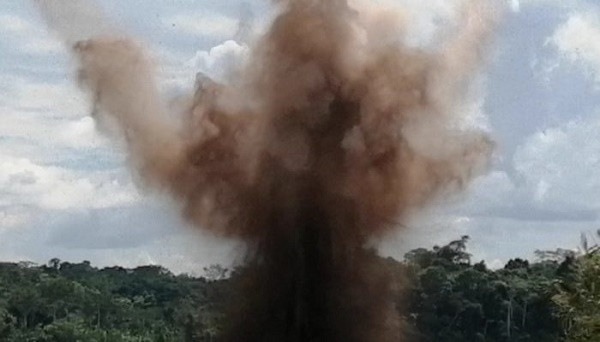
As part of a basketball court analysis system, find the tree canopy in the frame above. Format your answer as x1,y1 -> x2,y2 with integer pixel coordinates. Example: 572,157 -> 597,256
0,235 -> 598,341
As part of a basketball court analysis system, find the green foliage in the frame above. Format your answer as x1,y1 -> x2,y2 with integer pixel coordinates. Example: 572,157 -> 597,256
553,251 -> 600,341
401,236 -> 563,341
1,236 -> 598,341
0,260 -> 227,341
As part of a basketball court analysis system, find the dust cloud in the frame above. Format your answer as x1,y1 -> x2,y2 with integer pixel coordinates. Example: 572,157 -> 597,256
36,0 -> 495,340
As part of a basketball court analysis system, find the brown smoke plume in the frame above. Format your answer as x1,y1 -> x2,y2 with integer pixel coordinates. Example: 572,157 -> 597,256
37,0 -> 495,340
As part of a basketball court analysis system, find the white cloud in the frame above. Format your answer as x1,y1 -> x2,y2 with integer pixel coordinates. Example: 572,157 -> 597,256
4,80 -> 88,117
0,207 -> 29,230
188,40 -> 248,83
0,75 -> 111,166
550,12 -> 600,82
0,14 -> 34,33
0,156 -> 138,210
0,201 -> 239,274
0,13 -> 64,55
0,108 -> 109,162
514,116 -> 600,211
451,111 -> 600,226
154,39 -> 250,96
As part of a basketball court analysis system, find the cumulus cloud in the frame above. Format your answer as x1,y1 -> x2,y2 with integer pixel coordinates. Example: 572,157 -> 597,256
515,117 -> 600,211
501,10 -> 600,218
550,11 -> 600,82
187,40 -> 249,83
450,6 -> 600,227
452,109 -> 600,228
0,79 -> 111,167
155,39 -> 250,98
1,112 -> 104,150
0,156 -> 138,210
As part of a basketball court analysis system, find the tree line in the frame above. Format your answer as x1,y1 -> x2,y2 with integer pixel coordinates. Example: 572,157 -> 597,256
0,234 -> 598,341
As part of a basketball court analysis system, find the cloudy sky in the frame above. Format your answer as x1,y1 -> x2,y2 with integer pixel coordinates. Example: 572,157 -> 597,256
1,0 -> 600,273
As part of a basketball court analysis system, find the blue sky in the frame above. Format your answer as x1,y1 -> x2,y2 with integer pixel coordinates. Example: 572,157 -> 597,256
1,0 -> 600,273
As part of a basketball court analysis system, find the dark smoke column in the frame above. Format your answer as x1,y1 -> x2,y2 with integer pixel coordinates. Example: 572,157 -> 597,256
37,0 -> 495,340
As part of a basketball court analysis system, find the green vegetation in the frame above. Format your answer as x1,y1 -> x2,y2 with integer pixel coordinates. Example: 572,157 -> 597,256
0,235 -> 598,341
401,236 -> 563,341
0,260 -> 228,341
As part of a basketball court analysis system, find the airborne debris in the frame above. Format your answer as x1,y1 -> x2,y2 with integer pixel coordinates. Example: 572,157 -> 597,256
36,0 -> 495,340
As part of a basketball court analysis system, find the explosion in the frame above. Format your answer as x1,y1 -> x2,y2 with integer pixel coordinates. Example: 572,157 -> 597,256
37,0 -> 494,340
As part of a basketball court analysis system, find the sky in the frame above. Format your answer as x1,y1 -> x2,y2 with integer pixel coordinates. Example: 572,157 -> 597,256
1,0 -> 600,274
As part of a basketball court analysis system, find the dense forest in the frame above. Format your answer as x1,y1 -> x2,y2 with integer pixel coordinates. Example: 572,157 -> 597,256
0,235 -> 598,341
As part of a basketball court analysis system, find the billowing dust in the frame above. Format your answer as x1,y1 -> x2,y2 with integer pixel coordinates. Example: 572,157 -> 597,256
37,0 -> 495,340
